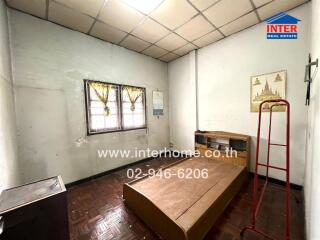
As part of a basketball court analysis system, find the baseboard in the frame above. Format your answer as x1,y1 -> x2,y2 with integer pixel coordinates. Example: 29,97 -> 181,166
65,151 -> 171,189
250,172 -> 303,190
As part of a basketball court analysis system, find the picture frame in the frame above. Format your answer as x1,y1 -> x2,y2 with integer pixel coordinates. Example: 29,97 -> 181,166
250,70 -> 287,112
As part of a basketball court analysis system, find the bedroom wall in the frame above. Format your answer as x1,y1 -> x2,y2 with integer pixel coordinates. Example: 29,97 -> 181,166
304,0 -> 320,238
169,4 -> 310,185
168,51 -> 196,151
0,0 -> 19,191
9,10 -> 169,184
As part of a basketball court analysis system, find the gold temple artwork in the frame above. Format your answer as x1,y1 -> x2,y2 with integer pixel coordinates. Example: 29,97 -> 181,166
250,70 -> 286,112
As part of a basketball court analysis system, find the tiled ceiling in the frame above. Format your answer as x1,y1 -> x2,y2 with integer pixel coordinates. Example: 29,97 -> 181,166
6,0 -> 309,62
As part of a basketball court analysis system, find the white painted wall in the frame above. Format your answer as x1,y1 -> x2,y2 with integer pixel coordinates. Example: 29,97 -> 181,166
9,10 -> 169,184
0,0 -> 19,191
304,0 -> 320,239
168,51 -> 196,151
169,4 -> 310,185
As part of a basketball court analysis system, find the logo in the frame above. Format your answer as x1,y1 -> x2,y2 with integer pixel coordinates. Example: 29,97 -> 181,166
265,12 -> 301,39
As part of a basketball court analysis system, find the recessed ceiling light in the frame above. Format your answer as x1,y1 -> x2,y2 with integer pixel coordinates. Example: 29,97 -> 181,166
121,0 -> 165,14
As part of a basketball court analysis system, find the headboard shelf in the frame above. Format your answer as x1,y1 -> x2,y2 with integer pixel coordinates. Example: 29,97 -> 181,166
195,131 -> 251,170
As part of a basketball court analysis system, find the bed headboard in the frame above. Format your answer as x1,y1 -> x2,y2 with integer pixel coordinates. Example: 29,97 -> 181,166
195,131 -> 250,170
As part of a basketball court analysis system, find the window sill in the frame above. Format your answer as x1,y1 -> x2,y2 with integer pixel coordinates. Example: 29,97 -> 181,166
87,127 -> 147,136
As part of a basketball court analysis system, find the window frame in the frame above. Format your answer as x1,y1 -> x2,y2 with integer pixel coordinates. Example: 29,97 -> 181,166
84,79 -> 147,135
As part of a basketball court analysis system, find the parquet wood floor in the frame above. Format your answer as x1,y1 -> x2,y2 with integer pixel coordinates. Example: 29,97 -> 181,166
67,157 -> 305,240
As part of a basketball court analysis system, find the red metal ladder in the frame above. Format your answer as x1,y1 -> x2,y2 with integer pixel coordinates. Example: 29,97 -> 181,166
241,99 -> 291,240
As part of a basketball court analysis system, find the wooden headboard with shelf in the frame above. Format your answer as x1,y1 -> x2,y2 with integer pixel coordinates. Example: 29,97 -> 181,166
195,131 -> 251,170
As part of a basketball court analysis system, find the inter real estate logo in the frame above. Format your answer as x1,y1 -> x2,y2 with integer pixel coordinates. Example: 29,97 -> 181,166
265,12 -> 301,39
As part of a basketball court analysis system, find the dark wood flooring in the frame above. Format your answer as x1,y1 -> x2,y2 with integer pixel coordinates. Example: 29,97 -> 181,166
67,157 -> 305,240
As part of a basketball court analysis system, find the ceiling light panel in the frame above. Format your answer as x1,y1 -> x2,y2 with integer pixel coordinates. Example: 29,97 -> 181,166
7,0 -> 46,18
203,0 -> 253,27
175,15 -> 214,41
49,1 -> 94,33
131,18 -> 170,43
121,0 -> 165,14
54,0 -> 104,17
151,0 -> 198,30
98,0 -> 145,32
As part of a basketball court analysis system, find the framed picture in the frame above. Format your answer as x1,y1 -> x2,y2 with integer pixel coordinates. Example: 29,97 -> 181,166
250,70 -> 287,112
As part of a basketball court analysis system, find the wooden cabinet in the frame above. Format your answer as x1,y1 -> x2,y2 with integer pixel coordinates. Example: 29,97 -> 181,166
0,176 -> 69,240
195,131 -> 251,170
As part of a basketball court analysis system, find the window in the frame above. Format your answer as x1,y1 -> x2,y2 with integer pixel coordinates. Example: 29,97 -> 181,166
84,80 -> 146,135
121,86 -> 146,129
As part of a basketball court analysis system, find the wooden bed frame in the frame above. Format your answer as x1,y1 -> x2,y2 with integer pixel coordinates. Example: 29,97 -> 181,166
123,132 -> 250,240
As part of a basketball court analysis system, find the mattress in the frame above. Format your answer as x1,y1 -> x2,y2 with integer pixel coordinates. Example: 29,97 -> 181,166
123,157 -> 247,240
